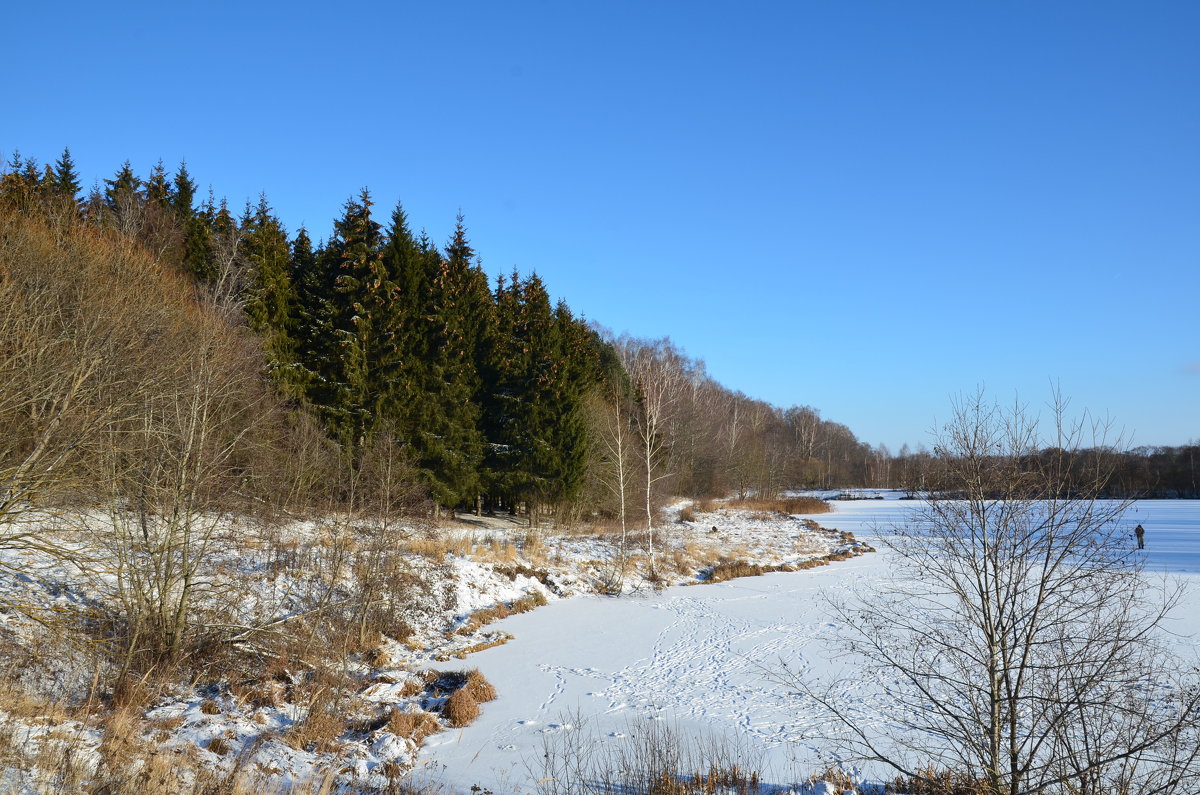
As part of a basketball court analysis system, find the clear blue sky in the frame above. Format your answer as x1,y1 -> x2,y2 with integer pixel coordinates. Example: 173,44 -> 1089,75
5,1 -> 1197,452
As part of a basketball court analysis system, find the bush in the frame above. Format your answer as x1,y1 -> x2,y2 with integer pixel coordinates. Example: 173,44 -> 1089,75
889,765 -> 993,795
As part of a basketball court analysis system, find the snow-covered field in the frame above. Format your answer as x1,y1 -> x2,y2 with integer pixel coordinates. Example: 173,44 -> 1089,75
1,494 -> 1195,793
415,496 -> 1200,794
0,496 -> 870,792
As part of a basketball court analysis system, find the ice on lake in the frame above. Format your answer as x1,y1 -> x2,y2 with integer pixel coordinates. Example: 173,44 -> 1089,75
417,497 -> 1200,794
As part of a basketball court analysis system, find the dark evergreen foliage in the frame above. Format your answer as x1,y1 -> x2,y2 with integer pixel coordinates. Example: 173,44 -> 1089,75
50,147 -> 81,200
0,148 -> 909,518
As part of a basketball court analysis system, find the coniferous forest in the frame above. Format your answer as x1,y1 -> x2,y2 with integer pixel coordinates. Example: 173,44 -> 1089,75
3,149 -> 1193,526
1,148 -> 894,528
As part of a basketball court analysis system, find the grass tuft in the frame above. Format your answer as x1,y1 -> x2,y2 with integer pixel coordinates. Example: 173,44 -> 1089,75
442,688 -> 479,728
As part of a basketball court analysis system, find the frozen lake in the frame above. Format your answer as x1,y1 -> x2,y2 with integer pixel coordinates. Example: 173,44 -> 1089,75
417,497 -> 1200,793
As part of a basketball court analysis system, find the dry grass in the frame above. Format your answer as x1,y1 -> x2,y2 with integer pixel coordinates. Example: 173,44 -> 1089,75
441,688 -> 479,728
388,707 -> 441,743
677,505 -> 697,522
461,669 -> 497,703
288,701 -> 345,753
517,530 -> 548,565
493,563 -> 556,589
668,541 -> 707,575
455,592 -> 548,636
889,764 -> 995,794
475,535 -> 519,563
806,766 -> 861,791
721,496 -> 831,515
403,535 -> 469,560
207,735 -> 232,756
286,668 -> 349,753
702,560 -> 799,583
435,634 -> 513,661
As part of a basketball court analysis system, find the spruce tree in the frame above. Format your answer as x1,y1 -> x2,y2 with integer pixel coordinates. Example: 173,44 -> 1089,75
51,147 -> 81,201
403,216 -> 489,511
302,190 -> 388,450
171,160 -> 197,219
377,202 -> 427,440
289,226 -> 324,399
483,273 -> 603,518
0,152 -> 42,213
103,160 -> 140,208
243,195 -> 299,392
144,159 -> 170,208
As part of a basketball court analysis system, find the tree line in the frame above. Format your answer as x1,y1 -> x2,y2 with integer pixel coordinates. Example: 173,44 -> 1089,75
884,442 -> 1200,498
1,148 -> 886,526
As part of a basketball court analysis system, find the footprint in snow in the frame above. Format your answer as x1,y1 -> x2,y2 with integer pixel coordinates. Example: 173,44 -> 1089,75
517,720 -> 537,726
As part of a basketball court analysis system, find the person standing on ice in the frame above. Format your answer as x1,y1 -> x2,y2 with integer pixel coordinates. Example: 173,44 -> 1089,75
1135,523 -> 1146,549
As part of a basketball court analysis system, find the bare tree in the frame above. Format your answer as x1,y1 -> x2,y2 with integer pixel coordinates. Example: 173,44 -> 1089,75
790,391 -> 1200,795
586,384 -> 636,592
618,338 -> 684,579
85,318 -> 268,671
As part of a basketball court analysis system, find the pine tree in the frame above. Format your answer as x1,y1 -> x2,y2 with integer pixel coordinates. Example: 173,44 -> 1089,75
104,160 -> 140,207
300,190 -> 388,449
144,159 -> 170,208
401,215 -> 490,511
50,147 -> 81,200
243,194 -> 299,392
171,160 -> 197,219
0,152 -> 42,213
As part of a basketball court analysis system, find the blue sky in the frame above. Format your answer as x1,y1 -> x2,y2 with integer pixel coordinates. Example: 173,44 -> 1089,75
5,1 -> 1197,451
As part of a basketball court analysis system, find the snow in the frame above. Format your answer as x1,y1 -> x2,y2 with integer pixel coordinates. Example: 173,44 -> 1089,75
1,493 -> 1196,793
411,498 -> 897,793
414,496 -> 1200,794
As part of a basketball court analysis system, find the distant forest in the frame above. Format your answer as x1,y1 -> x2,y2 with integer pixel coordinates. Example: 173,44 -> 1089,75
1,148 -> 1193,523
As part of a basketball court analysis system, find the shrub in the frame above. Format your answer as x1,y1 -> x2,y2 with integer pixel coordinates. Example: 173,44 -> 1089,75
677,506 -> 697,522
889,765 -> 993,795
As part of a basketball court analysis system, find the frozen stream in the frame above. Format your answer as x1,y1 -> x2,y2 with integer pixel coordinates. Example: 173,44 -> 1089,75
418,498 -> 1200,793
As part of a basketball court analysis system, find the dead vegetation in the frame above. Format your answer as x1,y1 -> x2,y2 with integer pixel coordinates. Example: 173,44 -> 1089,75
454,592 -> 548,635
716,496 -> 832,515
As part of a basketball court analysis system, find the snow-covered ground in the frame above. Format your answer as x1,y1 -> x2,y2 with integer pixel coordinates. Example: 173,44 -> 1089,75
1,494 -> 1195,793
0,495 -> 870,792
415,496 -> 1200,794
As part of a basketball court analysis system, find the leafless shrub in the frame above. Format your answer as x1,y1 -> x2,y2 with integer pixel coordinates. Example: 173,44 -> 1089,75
286,667 -> 350,753
886,764 -> 992,795
534,713 -> 772,795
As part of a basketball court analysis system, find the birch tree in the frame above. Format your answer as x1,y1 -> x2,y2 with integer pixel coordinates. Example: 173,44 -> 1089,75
618,338 -> 684,579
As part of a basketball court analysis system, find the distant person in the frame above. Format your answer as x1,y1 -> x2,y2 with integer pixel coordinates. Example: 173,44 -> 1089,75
1135,524 -> 1145,550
